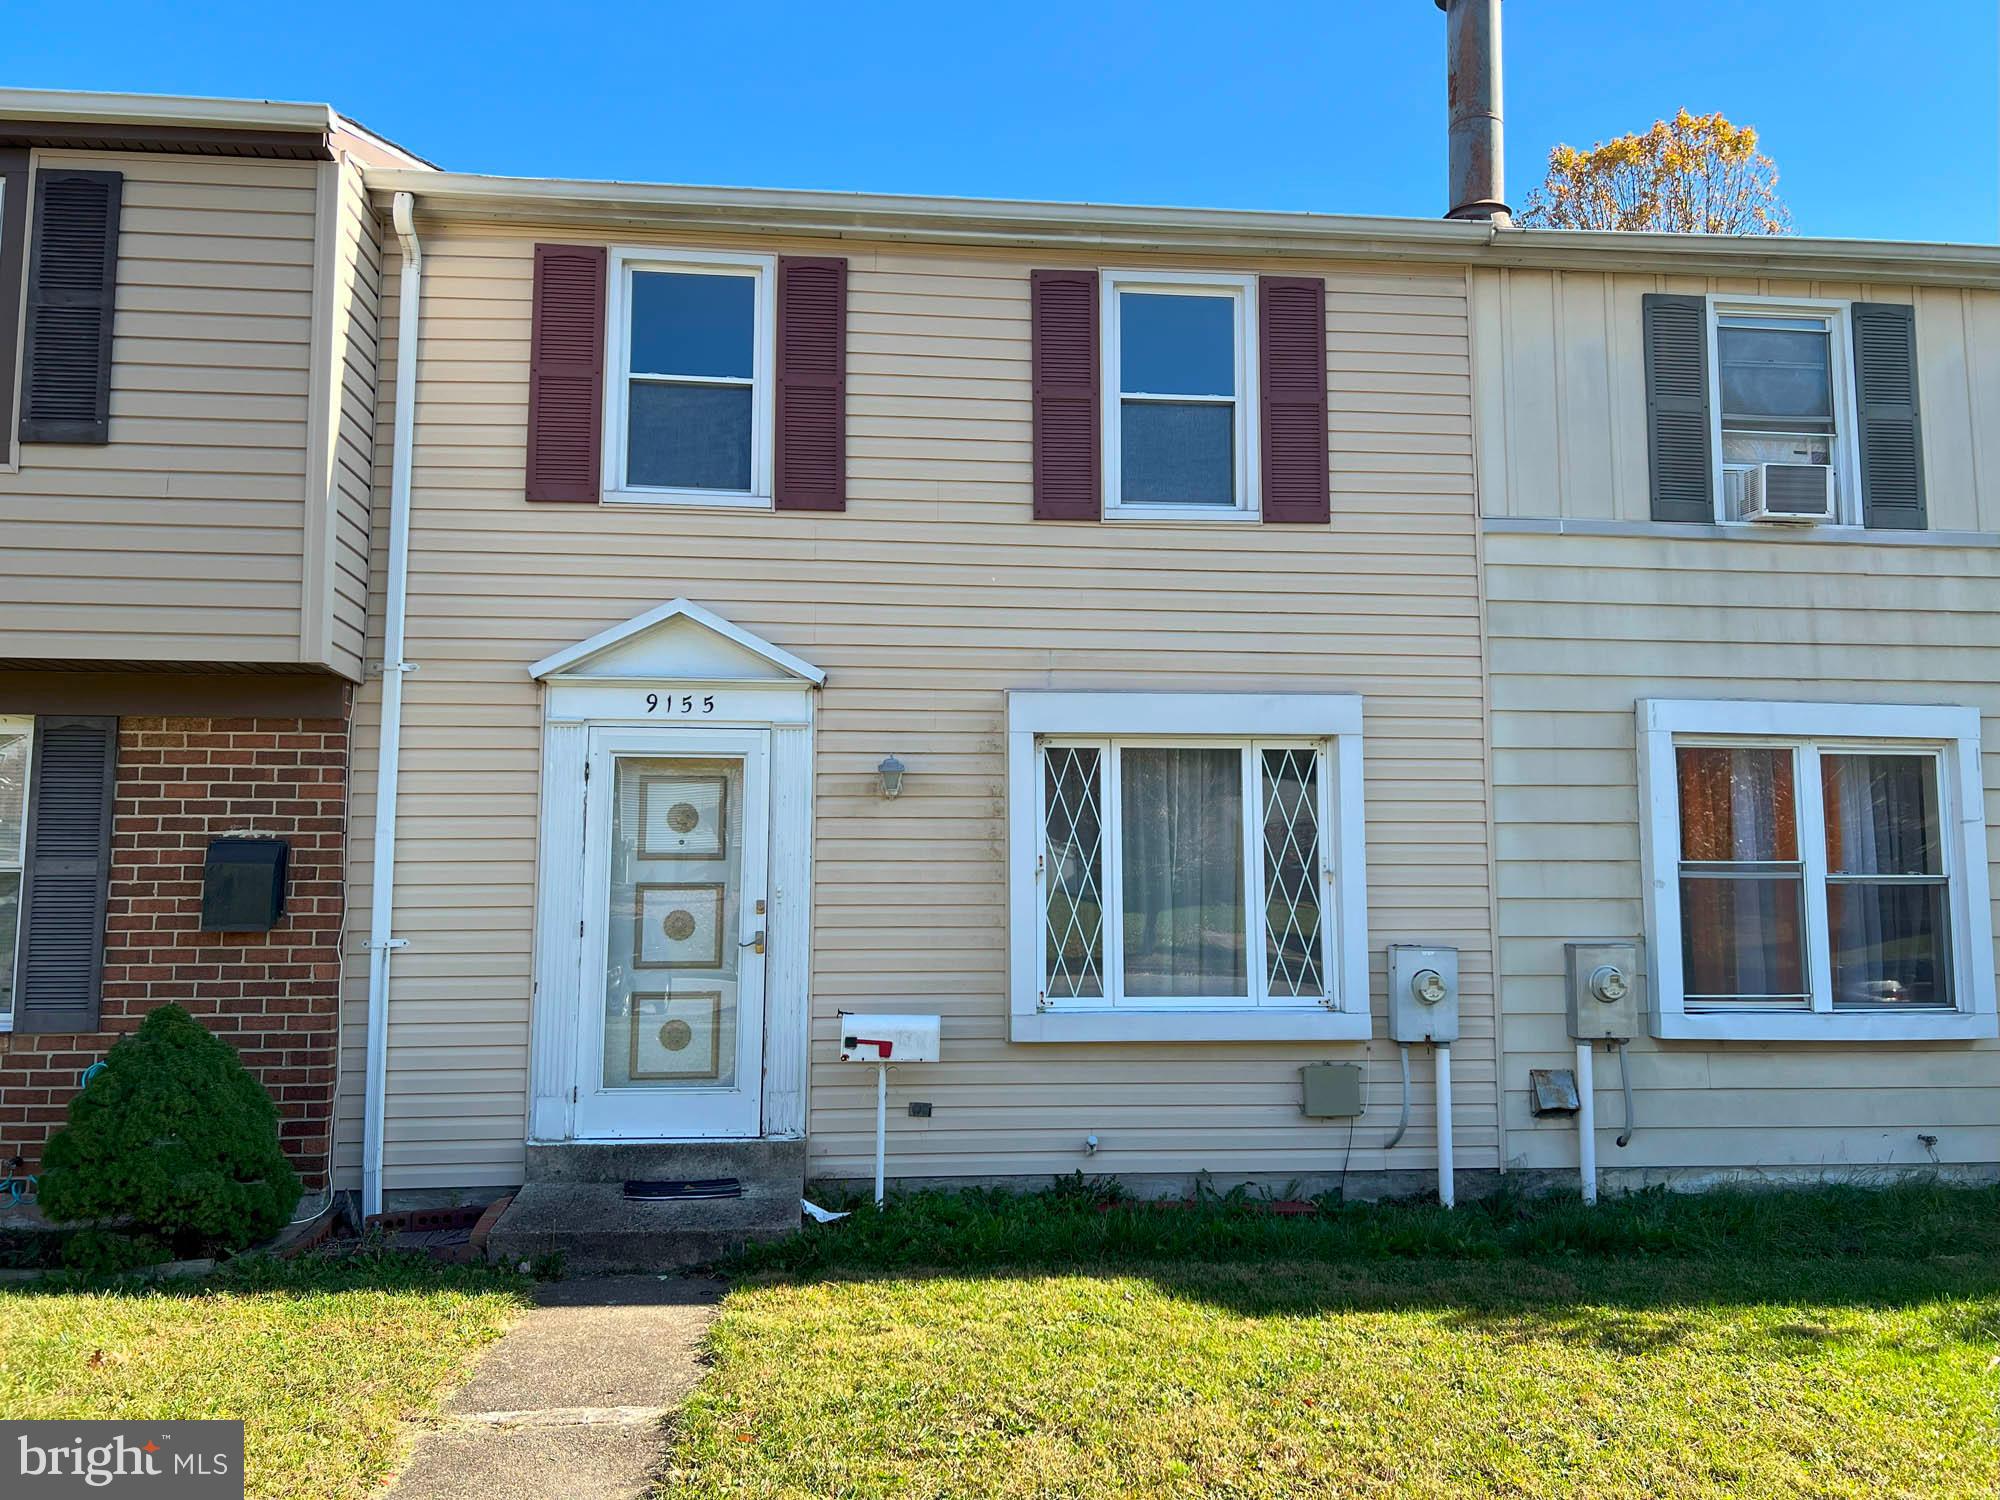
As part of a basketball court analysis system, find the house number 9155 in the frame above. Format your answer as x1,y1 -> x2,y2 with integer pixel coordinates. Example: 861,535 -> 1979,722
644,693 -> 717,715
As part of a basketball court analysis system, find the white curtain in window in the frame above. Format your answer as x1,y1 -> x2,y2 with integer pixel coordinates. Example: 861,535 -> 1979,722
1120,747 -> 1246,998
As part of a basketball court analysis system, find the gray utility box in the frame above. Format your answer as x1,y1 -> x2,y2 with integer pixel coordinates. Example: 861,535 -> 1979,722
1564,941 -> 1643,1040
1387,944 -> 1459,1044
1300,1062 -> 1364,1118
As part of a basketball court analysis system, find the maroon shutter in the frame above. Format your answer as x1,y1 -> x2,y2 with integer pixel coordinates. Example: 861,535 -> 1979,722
1031,269 -> 1099,519
1258,276 -> 1329,524
775,256 -> 847,510
525,243 -> 606,502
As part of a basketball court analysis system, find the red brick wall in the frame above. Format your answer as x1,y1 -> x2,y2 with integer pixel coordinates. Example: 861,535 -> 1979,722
0,715 -> 346,1189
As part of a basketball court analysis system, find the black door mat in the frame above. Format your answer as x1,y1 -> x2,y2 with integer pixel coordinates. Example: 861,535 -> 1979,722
623,1177 -> 744,1201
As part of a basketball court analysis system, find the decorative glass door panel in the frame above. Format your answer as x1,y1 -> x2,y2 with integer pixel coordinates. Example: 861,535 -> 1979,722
576,729 -> 767,1139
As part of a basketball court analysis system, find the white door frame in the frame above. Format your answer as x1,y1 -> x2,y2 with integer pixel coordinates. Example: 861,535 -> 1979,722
574,726 -> 770,1140
524,600 -> 819,1146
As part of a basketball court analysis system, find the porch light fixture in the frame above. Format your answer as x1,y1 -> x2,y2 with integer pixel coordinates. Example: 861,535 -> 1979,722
876,754 -> 906,799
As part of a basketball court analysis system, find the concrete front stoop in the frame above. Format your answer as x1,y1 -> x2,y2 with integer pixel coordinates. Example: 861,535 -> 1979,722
486,1139 -> 805,1273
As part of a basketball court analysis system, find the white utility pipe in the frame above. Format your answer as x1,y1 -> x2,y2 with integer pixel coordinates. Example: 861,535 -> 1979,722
1435,1042 -> 1454,1208
873,1063 -> 888,1208
1576,1040 -> 1598,1205
361,191 -> 422,1220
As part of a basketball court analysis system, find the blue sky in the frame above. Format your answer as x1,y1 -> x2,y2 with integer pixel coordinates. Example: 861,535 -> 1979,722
11,1 -> 1997,242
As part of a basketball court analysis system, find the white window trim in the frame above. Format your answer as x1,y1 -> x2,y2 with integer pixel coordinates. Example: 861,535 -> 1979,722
0,712 -> 30,1031
1100,270 -> 1260,523
1704,295 -> 1865,529
1007,691 -> 1367,1043
1637,699 -> 1997,1041
601,246 -> 777,510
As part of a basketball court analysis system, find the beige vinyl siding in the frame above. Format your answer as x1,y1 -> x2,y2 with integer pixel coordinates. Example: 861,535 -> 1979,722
322,161 -> 381,680
336,228 -> 1494,1191
0,153 -> 321,662
1470,267 -> 2000,531
1488,528 -> 2000,1174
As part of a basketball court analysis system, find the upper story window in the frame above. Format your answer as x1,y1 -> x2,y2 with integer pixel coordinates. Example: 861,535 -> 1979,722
1637,699 -> 1996,1042
604,249 -> 775,507
1644,291 -> 1929,530
1712,302 -> 1861,524
1007,692 -> 1367,1043
1102,272 -> 1258,521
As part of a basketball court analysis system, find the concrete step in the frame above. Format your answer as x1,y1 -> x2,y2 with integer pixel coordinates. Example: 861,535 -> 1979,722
525,1137 -> 807,1185
487,1180 -> 801,1274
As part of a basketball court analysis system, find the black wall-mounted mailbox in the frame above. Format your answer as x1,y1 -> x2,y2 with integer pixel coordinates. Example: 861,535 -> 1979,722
200,838 -> 288,932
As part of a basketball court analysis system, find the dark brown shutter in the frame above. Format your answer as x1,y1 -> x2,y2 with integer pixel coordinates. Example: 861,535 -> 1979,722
0,149 -> 28,460
18,169 -> 121,446
775,256 -> 847,511
1642,292 -> 1713,523
1258,276 -> 1329,523
1852,302 -> 1926,530
525,243 -> 606,502
14,716 -> 116,1034
1031,269 -> 1099,520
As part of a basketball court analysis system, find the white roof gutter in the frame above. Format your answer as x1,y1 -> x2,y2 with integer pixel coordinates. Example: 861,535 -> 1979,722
365,167 -> 2000,288
0,85 -> 335,134
362,190 -> 422,1220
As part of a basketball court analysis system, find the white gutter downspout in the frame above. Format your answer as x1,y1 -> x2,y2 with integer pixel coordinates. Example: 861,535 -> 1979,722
362,190 -> 421,1219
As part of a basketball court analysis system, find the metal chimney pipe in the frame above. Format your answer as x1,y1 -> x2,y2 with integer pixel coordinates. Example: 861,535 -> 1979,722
1438,0 -> 1510,222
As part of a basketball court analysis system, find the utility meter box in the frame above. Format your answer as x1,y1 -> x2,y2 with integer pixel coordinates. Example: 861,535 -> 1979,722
837,1013 -> 942,1063
1387,944 -> 1459,1044
1300,1062 -> 1364,1118
1564,942 -> 1643,1040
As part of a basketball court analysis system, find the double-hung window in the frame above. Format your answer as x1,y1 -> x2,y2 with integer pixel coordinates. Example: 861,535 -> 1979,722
1638,700 -> 1996,1041
605,249 -> 775,506
1009,692 -> 1367,1042
1710,300 -> 1861,523
1103,271 -> 1258,520
0,717 -> 27,1027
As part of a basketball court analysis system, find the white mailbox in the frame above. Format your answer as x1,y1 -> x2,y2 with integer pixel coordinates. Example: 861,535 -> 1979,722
838,1013 -> 942,1208
838,1013 -> 942,1064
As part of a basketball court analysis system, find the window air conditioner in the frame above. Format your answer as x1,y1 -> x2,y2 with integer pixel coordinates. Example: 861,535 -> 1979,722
1741,461 -> 1834,523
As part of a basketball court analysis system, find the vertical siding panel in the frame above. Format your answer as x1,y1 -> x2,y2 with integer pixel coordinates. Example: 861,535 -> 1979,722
1504,272 -> 1560,517
1912,288 -> 1974,531
1964,290 -> 2000,531
1556,272 -> 1614,521
1467,270 -> 1509,519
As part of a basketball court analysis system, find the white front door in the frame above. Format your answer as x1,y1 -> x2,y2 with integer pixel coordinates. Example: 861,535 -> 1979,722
575,726 -> 769,1139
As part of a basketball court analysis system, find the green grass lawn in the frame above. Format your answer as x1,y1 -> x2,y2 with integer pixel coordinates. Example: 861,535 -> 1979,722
663,1183 -> 2000,1498
0,1252 -> 529,1500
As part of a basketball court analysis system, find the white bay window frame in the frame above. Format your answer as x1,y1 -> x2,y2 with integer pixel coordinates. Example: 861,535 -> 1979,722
601,246 -> 777,509
1100,270 -> 1260,523
1008,691 -> 1368,1043
1637,699 -> 1996,1041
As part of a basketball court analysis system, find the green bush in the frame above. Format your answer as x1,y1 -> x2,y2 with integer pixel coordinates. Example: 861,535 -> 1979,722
38,1004 -> 301,1264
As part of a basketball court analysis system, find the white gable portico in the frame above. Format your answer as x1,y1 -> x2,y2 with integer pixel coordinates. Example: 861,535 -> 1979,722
526,600 -> 819,1145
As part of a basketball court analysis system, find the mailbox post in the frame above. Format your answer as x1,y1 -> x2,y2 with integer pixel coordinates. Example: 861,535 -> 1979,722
838,1013 -> 941,1207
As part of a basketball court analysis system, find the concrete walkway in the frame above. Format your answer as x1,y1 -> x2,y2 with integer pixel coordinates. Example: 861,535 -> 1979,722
388,1274 -> 724,1500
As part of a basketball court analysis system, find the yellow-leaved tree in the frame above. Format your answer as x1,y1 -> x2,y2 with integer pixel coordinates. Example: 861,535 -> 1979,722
1519,109 -> 1793,234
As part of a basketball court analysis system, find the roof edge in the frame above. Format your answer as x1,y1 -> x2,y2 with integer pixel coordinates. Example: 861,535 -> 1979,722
365,167 -> 2000,287
0,86 -> 334,134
